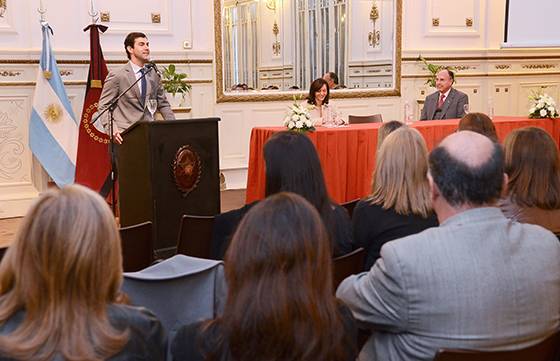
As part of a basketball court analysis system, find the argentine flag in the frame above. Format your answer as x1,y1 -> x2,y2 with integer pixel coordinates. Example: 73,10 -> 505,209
29,22 -> 78,188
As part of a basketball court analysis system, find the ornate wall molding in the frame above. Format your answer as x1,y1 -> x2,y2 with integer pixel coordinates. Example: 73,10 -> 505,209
521,64 -> 556,69
0,70 -> 20,77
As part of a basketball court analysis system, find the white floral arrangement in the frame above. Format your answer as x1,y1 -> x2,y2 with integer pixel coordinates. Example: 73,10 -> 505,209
528,92 -> 558,119
283,99 -> 315,132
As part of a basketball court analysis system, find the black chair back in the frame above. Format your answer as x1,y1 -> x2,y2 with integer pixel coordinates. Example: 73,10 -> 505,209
348,114 -> 383,124
341,198 -> 360,218
119,221 -> 153,272
332,247 -> 365,289
176,215 -> 215,259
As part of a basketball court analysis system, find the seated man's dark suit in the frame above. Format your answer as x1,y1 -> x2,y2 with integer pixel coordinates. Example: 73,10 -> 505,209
420,87 -> 468,120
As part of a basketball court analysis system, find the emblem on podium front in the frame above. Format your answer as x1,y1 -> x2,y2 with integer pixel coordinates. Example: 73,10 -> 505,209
172,145 -> 202,196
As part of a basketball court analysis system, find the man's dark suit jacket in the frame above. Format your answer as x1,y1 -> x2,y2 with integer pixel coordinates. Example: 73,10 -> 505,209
420,87 -> 468,120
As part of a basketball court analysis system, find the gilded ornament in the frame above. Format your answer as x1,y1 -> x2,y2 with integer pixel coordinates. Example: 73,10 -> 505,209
43,70 -> 52,80
43,104 -> 63,123
465,18 -> 473,27
0,0 -> 6,18
151,13 -> 161,24
432,18 -> 440,27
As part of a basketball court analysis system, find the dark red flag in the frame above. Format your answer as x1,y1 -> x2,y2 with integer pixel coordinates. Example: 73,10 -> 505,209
75,24 -> 111,195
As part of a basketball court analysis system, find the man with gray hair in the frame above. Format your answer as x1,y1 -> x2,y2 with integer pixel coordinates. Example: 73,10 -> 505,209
337,131 -> 560,361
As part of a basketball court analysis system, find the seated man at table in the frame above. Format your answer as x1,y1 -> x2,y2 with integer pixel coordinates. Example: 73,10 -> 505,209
420,68 -> 468,121
337,130 -> 560,361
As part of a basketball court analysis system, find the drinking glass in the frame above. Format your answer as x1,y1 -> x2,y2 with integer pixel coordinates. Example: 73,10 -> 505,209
463,103 -> 470,115
147,99 -> 157,121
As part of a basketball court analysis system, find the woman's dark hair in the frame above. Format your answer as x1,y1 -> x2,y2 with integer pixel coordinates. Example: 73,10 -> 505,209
458,113 -> 498,142
307,78 -> 330,106
204,192 -> 351,361
264,131 -> 335,242
504,127 -> 560,209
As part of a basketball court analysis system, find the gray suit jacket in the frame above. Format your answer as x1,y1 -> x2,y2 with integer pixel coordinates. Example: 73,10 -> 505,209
99,62 -> 175,133
337,207 -> 560,361
420,87 -> 468,120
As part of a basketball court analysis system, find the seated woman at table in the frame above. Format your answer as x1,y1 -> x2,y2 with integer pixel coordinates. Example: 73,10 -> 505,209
211,131 -> 353,258
0,185 -> 166,361
172,192 -> 357,361
353,127 -> 438,271
457,112 -> 498,142
498,127 -> 560,234
306,78 -> 330,123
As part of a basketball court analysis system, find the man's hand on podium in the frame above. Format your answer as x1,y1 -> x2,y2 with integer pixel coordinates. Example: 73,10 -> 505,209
114,131 -> 123,144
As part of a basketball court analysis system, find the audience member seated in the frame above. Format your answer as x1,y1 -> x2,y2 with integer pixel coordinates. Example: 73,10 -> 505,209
323,71 -> 339,89
172,192 -> 358,361
212,131 -> 353,258
420,68 -> 468,120
457,112 -> 498,142
0,185 -> 166,360
337,131 -> 560,361
353,127 -> 438,271
377,120 -> 405,149
498,127 -> 560,233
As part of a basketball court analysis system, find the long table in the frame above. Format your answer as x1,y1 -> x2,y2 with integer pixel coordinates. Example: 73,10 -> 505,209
245,116 -> 560,204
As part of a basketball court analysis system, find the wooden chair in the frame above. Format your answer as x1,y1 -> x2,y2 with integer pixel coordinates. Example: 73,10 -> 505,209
433,330 -> 560,361
176,215 -> 215,259
119,221 -> 154,272
332,247 -> 365,289
0,247 -> 9,263
341,198 -> 360,218
348,114 -> 383,124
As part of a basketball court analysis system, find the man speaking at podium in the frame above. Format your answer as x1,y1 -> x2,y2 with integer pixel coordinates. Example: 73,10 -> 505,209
99,32 -> 175,144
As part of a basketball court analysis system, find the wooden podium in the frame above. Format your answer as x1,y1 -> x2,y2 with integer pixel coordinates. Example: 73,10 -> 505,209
118,118 -> 220,255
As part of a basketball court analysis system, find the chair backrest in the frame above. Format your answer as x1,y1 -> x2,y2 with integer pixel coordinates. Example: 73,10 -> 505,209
332,247 -> 365,289
433,330 -> 560,361
122,255 -> 227,357
176,214 -> 215,259
0,247 -> 9,263
348,114 -> 383,124
341,198 -> 360,218
119,221 -> 153,272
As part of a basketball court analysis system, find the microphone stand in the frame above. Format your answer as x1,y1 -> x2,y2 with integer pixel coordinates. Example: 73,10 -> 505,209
91,64 -> 156,215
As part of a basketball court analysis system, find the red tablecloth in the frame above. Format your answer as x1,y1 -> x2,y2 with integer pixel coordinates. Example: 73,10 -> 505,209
245,116 -> 560,204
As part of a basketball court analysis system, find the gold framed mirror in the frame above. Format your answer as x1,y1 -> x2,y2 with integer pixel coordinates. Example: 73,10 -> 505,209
214,0 -> 402,103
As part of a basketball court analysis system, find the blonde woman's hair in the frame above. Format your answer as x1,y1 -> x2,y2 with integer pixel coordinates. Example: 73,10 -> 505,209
370,127 -> 432,217
0,185 -> 128,361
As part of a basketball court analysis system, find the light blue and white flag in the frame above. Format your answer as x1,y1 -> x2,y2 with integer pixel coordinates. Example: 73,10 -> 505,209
29,21 -> 78,188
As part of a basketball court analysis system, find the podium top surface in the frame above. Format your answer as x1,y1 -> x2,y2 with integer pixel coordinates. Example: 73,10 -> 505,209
122,117 -> 220,136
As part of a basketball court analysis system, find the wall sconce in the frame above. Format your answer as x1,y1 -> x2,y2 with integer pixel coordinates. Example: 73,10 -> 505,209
0,0 -> 6,18
368,1 -> 380,47
265,0 -> 276,11
272,21 -> 281,56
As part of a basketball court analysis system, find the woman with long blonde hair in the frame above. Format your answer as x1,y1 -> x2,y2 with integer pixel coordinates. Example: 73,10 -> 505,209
353,127 -> 438,270
0,185 -> 166,361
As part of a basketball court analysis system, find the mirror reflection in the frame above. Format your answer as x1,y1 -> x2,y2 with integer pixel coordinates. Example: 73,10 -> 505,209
218,0 -> 399,98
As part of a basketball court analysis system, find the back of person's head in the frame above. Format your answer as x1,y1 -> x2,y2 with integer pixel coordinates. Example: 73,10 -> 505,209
218,192 -> 349,361
264,131 -> 330,214
377,120 -> 405,148
0,185 -> 127,360
307,78 -> 330,105
124,31 -> 147,59
504,127 -> 560,209
458,112 -> 498,142
371,127 -> 432,217
429,131 -> 504,207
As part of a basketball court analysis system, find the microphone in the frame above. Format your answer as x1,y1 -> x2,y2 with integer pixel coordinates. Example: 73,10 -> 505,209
145,62 -> 160,74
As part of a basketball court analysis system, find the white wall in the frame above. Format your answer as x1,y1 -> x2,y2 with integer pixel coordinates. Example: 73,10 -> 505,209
1,0 -> 560,217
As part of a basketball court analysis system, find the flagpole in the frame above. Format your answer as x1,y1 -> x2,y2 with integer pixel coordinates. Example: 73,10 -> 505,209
89,0 -> 98,24
38,0 -> 46,22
